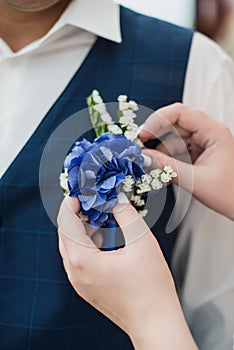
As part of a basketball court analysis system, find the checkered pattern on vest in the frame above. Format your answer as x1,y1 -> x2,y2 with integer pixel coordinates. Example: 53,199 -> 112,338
0,7 -> 193,350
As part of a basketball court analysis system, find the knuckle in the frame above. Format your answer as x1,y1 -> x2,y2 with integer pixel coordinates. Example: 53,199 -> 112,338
173,102 -> 184,110
68,255 -> 84,271
71,270 -> 93,288
67,257 -> 94,288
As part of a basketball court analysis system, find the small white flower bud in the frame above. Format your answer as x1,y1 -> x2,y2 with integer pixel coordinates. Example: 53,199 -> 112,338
119,101 -> 129,111
92,89 -> 99,96
59,169 -> 69,194
122,109 -> 136,119
118,95 -> 128,102
129,100 -> 139,111
164,165 -> 174,173
122,175 -> 135,192
93,103 -> 106,113
136,183 -> 152,194
101,112 -> 112,123
160,172 -> 171,183
139,209 -> 148,217
108,124 -> 123,135
93,95 -> 103,104
131,195 -> 145,207
124,129 -> 137,141
150,169 -> 161,178
151,178 -> 163,190
141,174 -> 152,184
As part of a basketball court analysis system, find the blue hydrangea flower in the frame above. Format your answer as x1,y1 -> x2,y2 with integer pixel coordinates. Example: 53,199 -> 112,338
64,132 -> 144,227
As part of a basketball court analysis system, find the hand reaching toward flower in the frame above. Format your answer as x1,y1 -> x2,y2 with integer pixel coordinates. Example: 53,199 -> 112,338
139,103 -> 234,221
57,196 -> 198,350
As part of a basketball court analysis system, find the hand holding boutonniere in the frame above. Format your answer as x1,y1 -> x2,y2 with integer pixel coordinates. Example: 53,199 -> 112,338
60,90 -> 177,235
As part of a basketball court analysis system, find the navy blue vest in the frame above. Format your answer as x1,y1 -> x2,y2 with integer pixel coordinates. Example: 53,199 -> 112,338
0,8 -> 193,350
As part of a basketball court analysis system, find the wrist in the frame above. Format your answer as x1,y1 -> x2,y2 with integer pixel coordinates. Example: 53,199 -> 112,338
129,302 -> 198,350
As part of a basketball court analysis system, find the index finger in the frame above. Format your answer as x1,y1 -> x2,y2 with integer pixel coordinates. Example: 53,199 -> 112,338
139,103 -> 218,148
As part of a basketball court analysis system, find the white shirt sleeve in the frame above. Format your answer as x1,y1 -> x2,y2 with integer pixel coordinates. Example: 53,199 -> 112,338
173,32 -> 234,350
183,32 -> 234,129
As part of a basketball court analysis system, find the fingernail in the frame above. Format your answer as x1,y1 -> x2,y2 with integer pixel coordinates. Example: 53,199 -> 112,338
136,123 -> 145,137
142,154 -> 152,168
117,192 -> 129,204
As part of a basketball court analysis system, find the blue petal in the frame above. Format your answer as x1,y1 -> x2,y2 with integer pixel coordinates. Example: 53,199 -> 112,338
101,176 -> 116,189
80,195 -> 97,211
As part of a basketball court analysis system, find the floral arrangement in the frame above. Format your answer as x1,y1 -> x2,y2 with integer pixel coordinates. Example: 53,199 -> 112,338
60,90 -> 177,228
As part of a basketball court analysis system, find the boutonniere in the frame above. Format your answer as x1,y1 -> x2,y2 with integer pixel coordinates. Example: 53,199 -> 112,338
60,90 -> 177,228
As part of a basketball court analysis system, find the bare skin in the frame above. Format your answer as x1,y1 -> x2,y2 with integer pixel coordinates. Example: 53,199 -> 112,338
0,0 -> 71,51
58,197 -> 198,350
140,103 -> 234,221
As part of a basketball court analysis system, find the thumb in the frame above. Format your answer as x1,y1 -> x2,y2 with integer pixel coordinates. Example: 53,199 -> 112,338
113,199 -> 150,245
57,196 -> 96,249
143,149 -> 194,194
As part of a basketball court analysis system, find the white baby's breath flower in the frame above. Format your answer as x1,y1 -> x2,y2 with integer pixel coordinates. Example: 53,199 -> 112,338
124,129 -> 138,140
122,175 -> 135,192
163,165 -> 174,173
136,182 -> 152,194
92,90 -> 103,104
151,178 -> 163,190
119,110 -> 135,124
92,89 -> 99,96
139,209 -> 148,217
118,95 -> 128,102
93,103 -> 106,113
164,166 -> 177,177
119,111 -> 137,128
150,169 -> 161,178
131,195 -> 145,207
93,95 -> 103,104
159,165 -> 178,183
141,174 -> 152,185
101,112 -> 112,123
128,122 -> 138,130
119,101 -> 130,111
60,168 -> 69,194
122,109 -> 136,119
129,100 -> 139,111
108,124 -> 123,134
160,172 -> 172,183
119,116 -> 133,127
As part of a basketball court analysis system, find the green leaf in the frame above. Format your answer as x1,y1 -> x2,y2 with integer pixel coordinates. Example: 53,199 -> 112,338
88,105 -> 106,138
87,94 -> 108,138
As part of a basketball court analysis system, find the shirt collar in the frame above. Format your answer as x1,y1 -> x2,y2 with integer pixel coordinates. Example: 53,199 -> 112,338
0,0 -> 122,58
52,0 -> 122,43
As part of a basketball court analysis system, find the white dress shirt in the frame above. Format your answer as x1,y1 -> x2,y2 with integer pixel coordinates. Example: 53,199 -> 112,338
0,0 -> 121,179
0,1 -> 234,349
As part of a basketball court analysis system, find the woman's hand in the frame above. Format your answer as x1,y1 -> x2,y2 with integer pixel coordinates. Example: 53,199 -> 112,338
57,196 -> 197,350
139,103 -> 234,221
